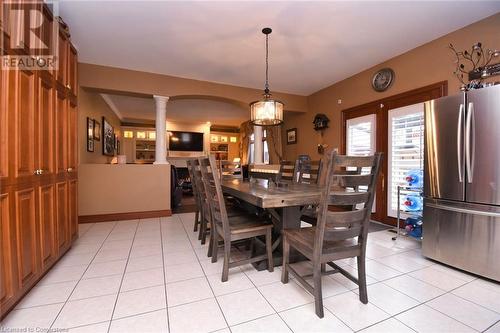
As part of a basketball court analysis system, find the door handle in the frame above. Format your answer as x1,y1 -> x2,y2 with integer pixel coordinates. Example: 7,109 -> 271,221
457,104 -> 463,183
465,102 -> 474,183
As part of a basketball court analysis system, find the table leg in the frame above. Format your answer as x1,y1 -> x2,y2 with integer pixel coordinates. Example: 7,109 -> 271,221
251,206 -> 307,271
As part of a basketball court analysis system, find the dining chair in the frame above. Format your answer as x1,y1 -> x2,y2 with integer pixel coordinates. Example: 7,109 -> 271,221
190,158 -> 212,244
199,155 -> 274,282
278,160 -> 298,182
281,150 -> 382,318
297,159 -> 323,184
187,159 -> 202,233
219,160 -> 243,180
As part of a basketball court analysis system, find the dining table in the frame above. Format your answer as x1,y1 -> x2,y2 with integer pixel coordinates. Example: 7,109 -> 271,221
221,178 -> 323,270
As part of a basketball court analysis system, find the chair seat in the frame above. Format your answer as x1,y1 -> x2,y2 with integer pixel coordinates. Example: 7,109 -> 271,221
283,227 -> 360,259
216,214 -> 272,236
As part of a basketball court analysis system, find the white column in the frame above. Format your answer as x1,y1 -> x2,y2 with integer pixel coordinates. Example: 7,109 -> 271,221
153,95 -> 169,164
254,126 -> 264,164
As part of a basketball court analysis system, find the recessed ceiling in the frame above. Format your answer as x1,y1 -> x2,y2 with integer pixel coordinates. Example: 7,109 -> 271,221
101,94 -> 248,127
60,1 -> 500,95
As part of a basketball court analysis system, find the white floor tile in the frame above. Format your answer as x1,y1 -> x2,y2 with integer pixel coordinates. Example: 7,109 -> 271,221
206,271 -> 254,296
166,277 -> 213,307
409,266 -> 469,291
168,298 -> 227,333
57,252 -> 96,268
384,274 -> 446,302
1,303 -> 64,330
231,314 -> 291,333
165,262 -> 204,283
363,260 -> 403,281
304,276 -> 349,298
452,281 -> 500,313
109,309 -> 168,333
374,252 -> 432,273
199,258 -> 242,277
126,254 -> 163,273
130,244 -> 163,258
83,259 -> 127,279
121,267 -> 164,292
93,248 -> 130,263
355,283 -> 419,316
427,293 -> 500,331
217,288 -> 275,326
15,281 -> 77,308
396,304 -> 476,333
164,250 -> 198,267
280,303 -> 352,332
258,280 -> 314,312
53,294 -> 116,329
359,318 -> 415,333
113,285 -> 166,319
70,275 -> 122,300
66,322 -> 110,333
241,265 -> 285,286
486,321 -> 500,333
323,291 -> 390,331
38,264 -> 88,285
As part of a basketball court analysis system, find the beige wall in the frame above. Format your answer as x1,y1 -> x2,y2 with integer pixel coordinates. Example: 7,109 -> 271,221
79,88 -> 122,164
79,63 -> 309,113
283,13 -> 500,160
78,164 -> 171,216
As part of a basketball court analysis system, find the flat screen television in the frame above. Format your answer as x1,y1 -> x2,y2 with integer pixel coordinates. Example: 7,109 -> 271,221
168,131 -> 204,152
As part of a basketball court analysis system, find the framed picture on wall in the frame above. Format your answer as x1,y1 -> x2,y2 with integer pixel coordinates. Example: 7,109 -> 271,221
102,117 -> 115,156
93,120 -> 101,141
86,117 -> 94,152
287,128 -> 297,145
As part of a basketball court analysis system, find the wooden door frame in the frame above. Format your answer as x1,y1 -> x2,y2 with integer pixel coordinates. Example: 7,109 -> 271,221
341,81 -> 448,226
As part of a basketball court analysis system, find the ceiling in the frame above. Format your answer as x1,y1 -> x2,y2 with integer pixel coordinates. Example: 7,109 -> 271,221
60,1 -> 499,95
101,94 -> 248,126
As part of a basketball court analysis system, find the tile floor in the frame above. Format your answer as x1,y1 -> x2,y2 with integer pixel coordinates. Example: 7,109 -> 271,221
1,213 -> 500,333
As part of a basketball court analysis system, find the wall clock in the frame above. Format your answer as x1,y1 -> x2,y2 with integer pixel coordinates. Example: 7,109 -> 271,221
372,68 -> 395,92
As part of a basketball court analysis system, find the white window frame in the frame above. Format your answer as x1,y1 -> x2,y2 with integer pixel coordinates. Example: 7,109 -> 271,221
387,103 -> 424,218
346,114 -> 376,213
248,130 -> 269,164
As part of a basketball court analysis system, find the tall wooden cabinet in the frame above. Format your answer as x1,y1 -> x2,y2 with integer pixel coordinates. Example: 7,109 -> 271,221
0,2 -> 79,318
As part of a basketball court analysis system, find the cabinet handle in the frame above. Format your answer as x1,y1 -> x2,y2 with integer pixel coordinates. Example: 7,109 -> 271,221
39,169 -> 44,175
67,168 -> 73,172
34,169 -> 40,175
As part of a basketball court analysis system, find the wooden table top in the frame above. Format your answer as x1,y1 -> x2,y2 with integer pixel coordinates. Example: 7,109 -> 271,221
221,179 -> 322,209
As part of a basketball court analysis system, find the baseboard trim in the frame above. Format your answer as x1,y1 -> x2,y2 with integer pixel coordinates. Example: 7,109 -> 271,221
79,209 -> 172,223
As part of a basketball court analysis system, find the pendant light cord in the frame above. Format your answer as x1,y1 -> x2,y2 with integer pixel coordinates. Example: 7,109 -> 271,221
265,33 -> 269,94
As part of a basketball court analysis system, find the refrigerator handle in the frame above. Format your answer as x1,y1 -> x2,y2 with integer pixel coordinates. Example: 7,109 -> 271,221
465,102 -> 475,183
457,104 -> 463,183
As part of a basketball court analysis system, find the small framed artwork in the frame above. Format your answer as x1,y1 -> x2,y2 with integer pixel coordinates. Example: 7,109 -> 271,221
102,117 -> 115,156
287,128 -> 297,145
93,120 -> 101,141
211,134 -> 219,143
86,117 -> 94,152
220,136 -> 228,143
87,138 -> 94,152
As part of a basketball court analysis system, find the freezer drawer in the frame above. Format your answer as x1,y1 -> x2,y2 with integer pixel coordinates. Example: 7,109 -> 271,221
423,198 -> 500,281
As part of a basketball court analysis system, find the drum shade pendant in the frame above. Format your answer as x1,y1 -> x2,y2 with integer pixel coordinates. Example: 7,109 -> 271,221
250,28 -> 284,126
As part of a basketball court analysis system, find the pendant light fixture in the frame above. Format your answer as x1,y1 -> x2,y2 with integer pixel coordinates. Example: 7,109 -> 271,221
250,27 -> 284,126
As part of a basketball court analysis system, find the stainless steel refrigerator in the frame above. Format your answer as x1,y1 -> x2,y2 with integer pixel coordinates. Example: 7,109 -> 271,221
423,84 -> 500,282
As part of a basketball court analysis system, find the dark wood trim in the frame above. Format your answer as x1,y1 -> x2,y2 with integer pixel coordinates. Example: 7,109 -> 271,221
341,81 -> 447,225
78,209 -> 172,223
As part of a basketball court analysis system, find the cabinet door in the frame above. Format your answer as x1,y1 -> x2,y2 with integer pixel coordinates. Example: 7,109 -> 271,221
68,180 -> 78,241
36,75 -> 54,178
68,44 -> 77,96
0,64 -> 9,183
13,69 -> 36,182
56,181 -> 69,252
56,30 -> 68,86
67,100 -> 77,173
0,192 -> 17,312
14,188 -> 38,290
37,184 -> 56,269
55,90 -> 67,177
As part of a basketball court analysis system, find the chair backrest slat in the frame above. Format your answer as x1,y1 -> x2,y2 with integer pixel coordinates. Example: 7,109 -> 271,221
278,160 -> 296,182
313,150 -> 382,258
